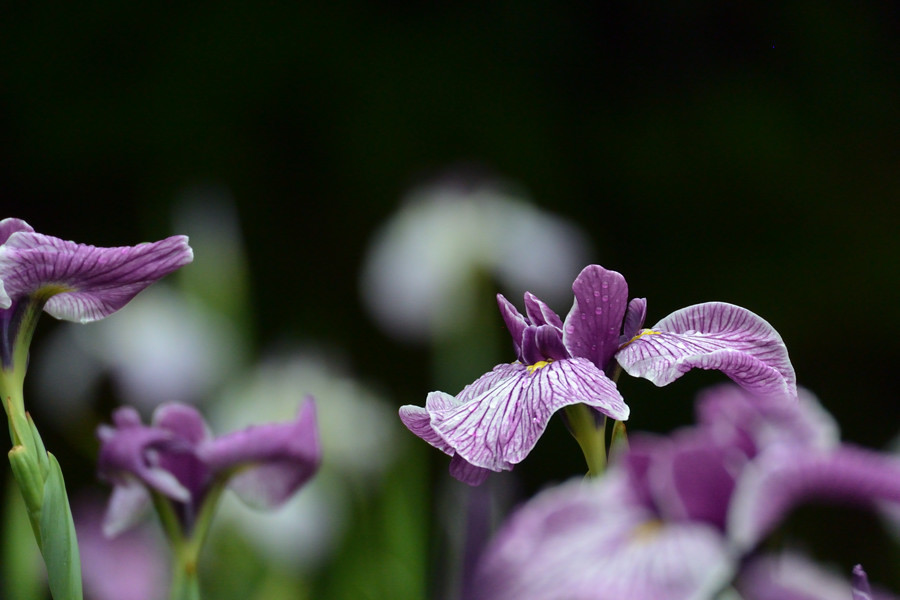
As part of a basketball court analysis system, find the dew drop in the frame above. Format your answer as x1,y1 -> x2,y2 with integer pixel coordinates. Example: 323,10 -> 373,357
566,325 -> 575,334
593,290 -> 600,297
594,307 -> 603,315
601,295 -> 609,302
581,314 -> 587,320
601,281 -> 609,289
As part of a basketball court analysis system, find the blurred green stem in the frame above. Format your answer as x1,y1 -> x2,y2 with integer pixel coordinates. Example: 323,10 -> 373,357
564,404 -> 607,477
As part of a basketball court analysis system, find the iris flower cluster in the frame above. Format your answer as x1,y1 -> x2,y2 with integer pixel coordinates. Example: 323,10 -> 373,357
400,263 -> 898,597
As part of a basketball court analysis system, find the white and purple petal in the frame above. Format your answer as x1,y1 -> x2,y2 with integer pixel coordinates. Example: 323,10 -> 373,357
728,446 -> 900,552
616,302 -> 797,399
429,358 -> 628,473
522,291 -> 563,329
0,231 -> 193,323
197,397 -> 321,509
563,265 -> 629,370
737,552 -> 865,600
475,474 -> 734,600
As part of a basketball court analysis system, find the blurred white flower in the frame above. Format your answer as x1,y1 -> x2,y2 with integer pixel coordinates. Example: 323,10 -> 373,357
210,349 -> 400,570
360,175 -> 592,341
33,285 -> 244,419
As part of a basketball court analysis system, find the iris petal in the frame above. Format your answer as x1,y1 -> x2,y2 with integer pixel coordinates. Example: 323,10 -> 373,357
0,231 -> 193,323
616,302 -> 797,398
430,358 -> 627,472
563,265 -> 629,369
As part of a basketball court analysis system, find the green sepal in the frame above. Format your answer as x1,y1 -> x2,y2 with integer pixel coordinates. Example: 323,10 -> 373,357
3,477 -> 44,600
26,413 -> 50,475
7,446 -> 44,545
39,453 -> 83,600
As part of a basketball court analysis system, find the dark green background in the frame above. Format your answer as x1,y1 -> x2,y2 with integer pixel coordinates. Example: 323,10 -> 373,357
2,1 -> 899,595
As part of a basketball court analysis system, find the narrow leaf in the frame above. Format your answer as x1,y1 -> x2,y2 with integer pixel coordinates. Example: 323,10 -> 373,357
39,453 -> 83,600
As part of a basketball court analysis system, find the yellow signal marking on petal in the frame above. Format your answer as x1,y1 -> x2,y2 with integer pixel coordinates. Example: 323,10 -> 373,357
526,360 -> 552,374
619,329 -> 662,349
630,519 -> 663,544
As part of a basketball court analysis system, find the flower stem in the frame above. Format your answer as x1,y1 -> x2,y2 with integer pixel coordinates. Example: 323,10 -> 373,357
564,404 -> 607,477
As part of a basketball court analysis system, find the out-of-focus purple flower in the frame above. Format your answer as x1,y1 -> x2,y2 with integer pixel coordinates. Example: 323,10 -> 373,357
400,264 -> 797,485
97,400 -> 320,537
0,217 -> 193,367
74,495 -> 168,600
474,385 -> 900,600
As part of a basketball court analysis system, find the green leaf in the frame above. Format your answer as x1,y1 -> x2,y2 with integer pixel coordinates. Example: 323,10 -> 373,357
3,477 -> 44,600
39,453 -> 83,600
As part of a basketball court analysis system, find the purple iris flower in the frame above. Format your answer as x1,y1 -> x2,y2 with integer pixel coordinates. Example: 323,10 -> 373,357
97,399 -> 320,537
474,385 -> 900,600
0,217 -> 193,369
400,264 -> 797,485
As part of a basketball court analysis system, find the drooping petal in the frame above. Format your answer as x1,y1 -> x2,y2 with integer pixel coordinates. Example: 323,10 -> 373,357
695,384 -> 839,456
0,218 -> 34,245
101,480 -> 152,538
151,404 -> 214,503
153,403 -> 212,445
522,292 -> 563,329
728,446 -> 900,552
197,397 -> 321,509
475,474 -> 734,600
430,358 -> 628,472
616,302 -> 797,399
497,294 -> 527,359
0,231 -> 193,323
449,454 -> 491,486
562,265 -> 629,369
399,392 -> 460,455
737,552 -> 862,600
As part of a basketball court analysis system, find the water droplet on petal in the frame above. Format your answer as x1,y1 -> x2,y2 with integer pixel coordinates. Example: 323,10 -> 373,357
581,314 -> 587,320
566,325 -> 575,334
594,307 -> 603,315
593,290 -> 600,297
601,295 -> 609,302
601,281 -> 609,289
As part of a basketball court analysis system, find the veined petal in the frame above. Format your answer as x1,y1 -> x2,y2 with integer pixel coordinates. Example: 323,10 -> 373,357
0,218 -> 34,245
616,302 -> 797,399
0,231 -> 193,323
475,474 -> 734,600
197,397 -> 321,509
728,446 -> 900,552
563,265 -> 628,369
399,392 -> 459,455
430,358 -> 628,472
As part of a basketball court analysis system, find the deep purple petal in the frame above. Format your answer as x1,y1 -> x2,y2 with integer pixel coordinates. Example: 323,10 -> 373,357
640,429 -> 744,529
497,294 -> 527,360
620,297 -> 647,344
522,292 -> 563,329
430,358 -> 628,472
198,397 -> 321,509
728,446 -> 900,551
562,265 -> 629,369
616,302 -> 797,399
152,403 -> 212,445
521,324 -> 568,364
475,475 -> 734,600
0,231 -> 193,323
96,407 -> 191,502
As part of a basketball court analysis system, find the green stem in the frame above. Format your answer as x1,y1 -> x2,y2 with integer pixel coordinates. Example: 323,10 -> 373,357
564,403 -> 607,476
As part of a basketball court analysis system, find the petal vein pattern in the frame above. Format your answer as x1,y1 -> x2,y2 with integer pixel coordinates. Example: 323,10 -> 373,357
617,302 -> 796,398
431,359 -> 627,471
